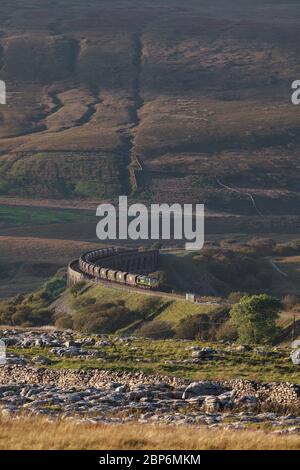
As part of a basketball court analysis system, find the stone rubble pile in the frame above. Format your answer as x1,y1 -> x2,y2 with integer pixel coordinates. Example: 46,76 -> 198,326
226,379 -> 300,407
0,364 -> 185,388
0,379 -> 299,433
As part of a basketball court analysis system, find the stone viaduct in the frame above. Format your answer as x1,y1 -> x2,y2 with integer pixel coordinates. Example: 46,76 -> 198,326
67,248 -> 159,287
97,249 -> 159,273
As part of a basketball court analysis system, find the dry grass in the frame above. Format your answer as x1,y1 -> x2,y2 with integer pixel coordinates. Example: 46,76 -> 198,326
0,418 -> 299,450
0,1 -> 300,221
0,236 -> 99,263
0,236 -> 100,298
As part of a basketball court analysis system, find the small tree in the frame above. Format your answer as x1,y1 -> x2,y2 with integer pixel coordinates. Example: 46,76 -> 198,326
230,294 -> 281,344
228,291 -> 248,304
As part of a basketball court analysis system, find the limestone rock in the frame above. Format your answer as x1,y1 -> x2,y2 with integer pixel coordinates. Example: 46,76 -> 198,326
32,356 -> 52,366
182,381 -> 227,399
291,349 -> 300,365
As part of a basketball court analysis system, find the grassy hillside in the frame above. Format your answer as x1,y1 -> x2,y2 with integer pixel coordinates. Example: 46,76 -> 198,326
0,236 -> 100,298
159,239 -> 300,297
0,152 -> 126,199
0,0 -> 299,228
61,281 -> 220,335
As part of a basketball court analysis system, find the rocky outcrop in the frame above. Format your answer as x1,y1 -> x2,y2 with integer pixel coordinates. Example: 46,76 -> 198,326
0,374 -> 300,432
0,330 -> 299,432
0,366 -> 300,408
182,381 -> 227,399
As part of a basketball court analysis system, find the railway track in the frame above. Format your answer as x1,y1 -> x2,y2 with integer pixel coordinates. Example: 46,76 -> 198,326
67,247 -> 221,305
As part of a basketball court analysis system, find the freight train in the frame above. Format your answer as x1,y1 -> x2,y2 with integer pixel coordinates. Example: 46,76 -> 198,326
78,247 -> 160,290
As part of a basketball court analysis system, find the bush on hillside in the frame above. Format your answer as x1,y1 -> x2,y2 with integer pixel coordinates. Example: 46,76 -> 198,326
175,314 -> 211,340
0,273 -> 65,326
43,276 -> 66,301
11,306 -> 52,326
230,294 -> 281,344
70,281 -> 87,297
29,308 -> 53,326
139,297 -> 165,318
228,292 -> 248,304
215,320 -> 238,342
73,301 -> 137,334
55,314 -> 74,329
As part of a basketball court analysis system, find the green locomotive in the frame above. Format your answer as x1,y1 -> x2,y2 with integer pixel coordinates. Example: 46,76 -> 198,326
136,275 -> 160,290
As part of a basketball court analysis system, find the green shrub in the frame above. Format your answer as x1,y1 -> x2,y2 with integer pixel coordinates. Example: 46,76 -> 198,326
175,314 -> 211,340
228,292 -> 248,304
43,276 -> 66,300
139,297 -> 164,318
73,301 -> 137,334
0,273 -> 64,326
11,306 -> 53,326
11,306 -> 33,325
29,308 -> 53,326
55,314 -> 73,329
215,320 -> 238,342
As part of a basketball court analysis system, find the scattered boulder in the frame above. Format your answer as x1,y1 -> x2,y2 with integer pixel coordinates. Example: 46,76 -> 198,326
64,340 -> 79,348
186,345 -> 201,351
95,341 -> 112,347
235,344 -> 252,352
182,381 -> 227,399
2,337 -> 18,346
191,347 -> 215,359
32,356 -> 52,366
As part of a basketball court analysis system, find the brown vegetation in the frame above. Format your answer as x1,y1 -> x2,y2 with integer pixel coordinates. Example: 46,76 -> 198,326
0,1 -> 299,223
0,236 -> 99,298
